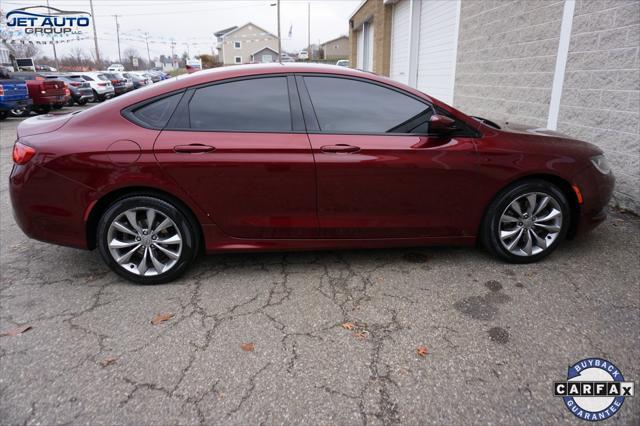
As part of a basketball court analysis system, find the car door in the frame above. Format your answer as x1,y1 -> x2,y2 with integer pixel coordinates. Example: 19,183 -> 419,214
297,74 -> 480,239
153,75 -> 318,239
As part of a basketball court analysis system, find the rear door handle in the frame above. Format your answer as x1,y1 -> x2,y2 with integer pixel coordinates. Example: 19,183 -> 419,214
320,144 -> 361,153
173,144 -> 215,153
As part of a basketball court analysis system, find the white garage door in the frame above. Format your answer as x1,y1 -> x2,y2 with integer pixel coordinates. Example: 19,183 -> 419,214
416,0 -> 460,104
390,0 -> 411,85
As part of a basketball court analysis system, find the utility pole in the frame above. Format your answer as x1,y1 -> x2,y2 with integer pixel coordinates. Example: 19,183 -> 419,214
89,0 -> 101,66
46,0 -> 59,68
277,0 -> 281,62
184,42 -> 190,58
113,14 -> 122,63
170,39 -> 176,68
307,2 -> 310,61
144,32 -> 151,67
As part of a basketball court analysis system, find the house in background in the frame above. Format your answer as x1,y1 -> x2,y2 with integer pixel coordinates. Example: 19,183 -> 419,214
349,0 -> 639,213
251,46 -> 278,63
321,35 -> 350,60
215,22 -> 278,65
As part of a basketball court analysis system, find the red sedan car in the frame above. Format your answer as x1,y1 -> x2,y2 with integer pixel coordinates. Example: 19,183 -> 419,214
10,64 -> 614,284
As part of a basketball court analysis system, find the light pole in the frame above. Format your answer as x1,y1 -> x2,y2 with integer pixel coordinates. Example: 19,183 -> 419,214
144,32 -> 151,67
46,0 -> 59,68
270,1 -> 281,62
113,14 -> 122,63
89,0 -> 101,66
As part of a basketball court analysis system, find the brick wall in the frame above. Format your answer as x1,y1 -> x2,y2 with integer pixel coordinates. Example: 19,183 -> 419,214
557,0 -> 639,212
349,0 -> 392,76
454,0 -> 565,129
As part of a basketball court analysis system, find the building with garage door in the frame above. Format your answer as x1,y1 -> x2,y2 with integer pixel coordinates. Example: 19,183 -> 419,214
349,0 -> 639,213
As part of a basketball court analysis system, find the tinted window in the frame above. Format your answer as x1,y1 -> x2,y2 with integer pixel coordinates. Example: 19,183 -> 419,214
303,76 -> 432,133
131,92 -> 182,128
189,77 -> 291,132
81,75 -> 94,81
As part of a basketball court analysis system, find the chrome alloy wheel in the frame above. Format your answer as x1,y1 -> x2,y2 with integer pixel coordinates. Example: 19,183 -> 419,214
106,207 -> 183,276
498,192 -> 563,257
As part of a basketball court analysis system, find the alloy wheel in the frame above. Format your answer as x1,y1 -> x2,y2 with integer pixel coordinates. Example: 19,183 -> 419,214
498,192 -> 563,257
106,207 -> 183,276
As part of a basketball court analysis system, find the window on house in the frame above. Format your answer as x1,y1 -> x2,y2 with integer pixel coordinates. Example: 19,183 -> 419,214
303,76 -> 432,134
234,56 -> 242,64
234,41 -> 241,49
188,77 -> 292,132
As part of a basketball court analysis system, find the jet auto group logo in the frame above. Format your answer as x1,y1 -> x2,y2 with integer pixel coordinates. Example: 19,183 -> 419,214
554,358 -> 634,421
5,5 -> 91,35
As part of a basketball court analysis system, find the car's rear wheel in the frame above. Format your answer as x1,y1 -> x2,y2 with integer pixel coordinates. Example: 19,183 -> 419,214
97,196 -> 199,284
9,107 -> 30,117
482,179 -> 570,263
33,105 -> 51,114
77,98 -> 88,106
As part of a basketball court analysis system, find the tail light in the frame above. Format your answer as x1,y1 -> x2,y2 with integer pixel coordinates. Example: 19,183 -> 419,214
65,88 -> 70,96
98,82 -> 108,86
111,80 -> 119,84
12,142 -> 36,165
70,82 -> 81,87
0,86 -> 3,96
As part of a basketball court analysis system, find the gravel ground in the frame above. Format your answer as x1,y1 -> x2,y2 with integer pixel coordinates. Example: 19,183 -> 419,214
1,107 -> 638,425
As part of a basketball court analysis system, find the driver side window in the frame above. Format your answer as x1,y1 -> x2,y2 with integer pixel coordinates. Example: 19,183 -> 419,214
302,76 -> 432,134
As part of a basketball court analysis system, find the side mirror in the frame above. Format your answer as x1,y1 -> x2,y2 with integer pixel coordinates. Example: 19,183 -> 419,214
429,114 -> 457,133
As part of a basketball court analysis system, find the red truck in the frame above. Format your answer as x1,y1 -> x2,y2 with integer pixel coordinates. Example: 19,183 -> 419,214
9,72 -> 69,116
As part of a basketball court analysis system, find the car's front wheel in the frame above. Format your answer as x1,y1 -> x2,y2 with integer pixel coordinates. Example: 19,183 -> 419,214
482,179 -> 570,263
97,195 -> 199,284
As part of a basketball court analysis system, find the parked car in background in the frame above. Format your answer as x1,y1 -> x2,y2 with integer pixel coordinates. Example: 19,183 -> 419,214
45,75 -> 93,106
123,72 -> 151,89
336,59 -> 349,67
144,71 -> 162,83
101,72 -> 129,95
80,72 -> 115,102
298,50 -> 309,60
8,64 -> 614,284
0,67 -> 32,119
107,63 -> 125,72
9,72 -> 67,115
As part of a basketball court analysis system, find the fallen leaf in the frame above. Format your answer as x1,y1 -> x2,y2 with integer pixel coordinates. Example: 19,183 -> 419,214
1,325 -> 32,337
353,330 -> 369,340
151,313 -> 174,325
341,322 -> 355,330
240,342 -> 255,352
416,346 -> 428,357
100,356 -> 118,367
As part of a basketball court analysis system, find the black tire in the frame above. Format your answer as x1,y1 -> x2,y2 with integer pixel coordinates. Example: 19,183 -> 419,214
93,90 -> 103,102
77,98 -> 88,106
481,179 -> 570,263
97,195 -> 199,284
33,105 -> 51,114
9,107 -> 30,117
0,111 -> 7,120
67,98 -> 76,106
52,103 -> 64,110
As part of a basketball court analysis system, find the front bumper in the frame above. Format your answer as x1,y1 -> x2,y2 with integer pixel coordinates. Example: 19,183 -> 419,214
572,164 -> 615,234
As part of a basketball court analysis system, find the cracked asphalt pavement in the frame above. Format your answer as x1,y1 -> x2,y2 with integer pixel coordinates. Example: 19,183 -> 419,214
1,109 -> 639,425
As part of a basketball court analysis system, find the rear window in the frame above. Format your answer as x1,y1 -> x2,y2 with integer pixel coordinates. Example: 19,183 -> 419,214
81,75 -> 94,81
128,92 -> 183,129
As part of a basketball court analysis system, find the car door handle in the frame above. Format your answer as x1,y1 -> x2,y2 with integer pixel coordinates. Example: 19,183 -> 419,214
173,144 -> 215,153
320,144 -> 361,153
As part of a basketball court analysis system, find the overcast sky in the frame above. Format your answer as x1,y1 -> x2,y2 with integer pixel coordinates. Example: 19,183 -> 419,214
1,0 -> 360,61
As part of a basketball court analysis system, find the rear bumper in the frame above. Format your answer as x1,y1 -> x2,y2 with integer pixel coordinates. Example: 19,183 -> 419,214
573,165 -> 615,234
38,94 -> 68,105
0,98 -> 32,111
10,162 -> 89,249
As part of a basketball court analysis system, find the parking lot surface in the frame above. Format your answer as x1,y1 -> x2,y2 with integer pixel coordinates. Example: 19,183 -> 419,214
1,107 -> 639,425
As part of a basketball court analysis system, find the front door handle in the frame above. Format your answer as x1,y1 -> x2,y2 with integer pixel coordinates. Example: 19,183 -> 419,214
320,144 -> 361,153
173,144 -> 215,153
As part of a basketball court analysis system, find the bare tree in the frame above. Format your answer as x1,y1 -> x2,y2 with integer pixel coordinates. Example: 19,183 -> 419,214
11,42 -> 40,59
123,47 -> 140,69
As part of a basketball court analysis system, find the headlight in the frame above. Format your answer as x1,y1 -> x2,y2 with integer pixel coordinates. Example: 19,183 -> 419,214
590,155 -> 611,175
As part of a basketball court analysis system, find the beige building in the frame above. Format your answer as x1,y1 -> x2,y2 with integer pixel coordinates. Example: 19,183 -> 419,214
321,35 -> 350,60
216,22 -> 278,65
350,0 -> 639,213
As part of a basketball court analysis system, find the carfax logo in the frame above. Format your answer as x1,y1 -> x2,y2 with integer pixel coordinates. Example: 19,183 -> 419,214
554,358 -> 634,421
5,5 -> 90,35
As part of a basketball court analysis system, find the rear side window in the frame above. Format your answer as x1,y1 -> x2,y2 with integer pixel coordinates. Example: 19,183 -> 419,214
81,75 -> 94,81
303,76 -> 431,134
129,92 -> 183,129
188,77 -> 291,132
